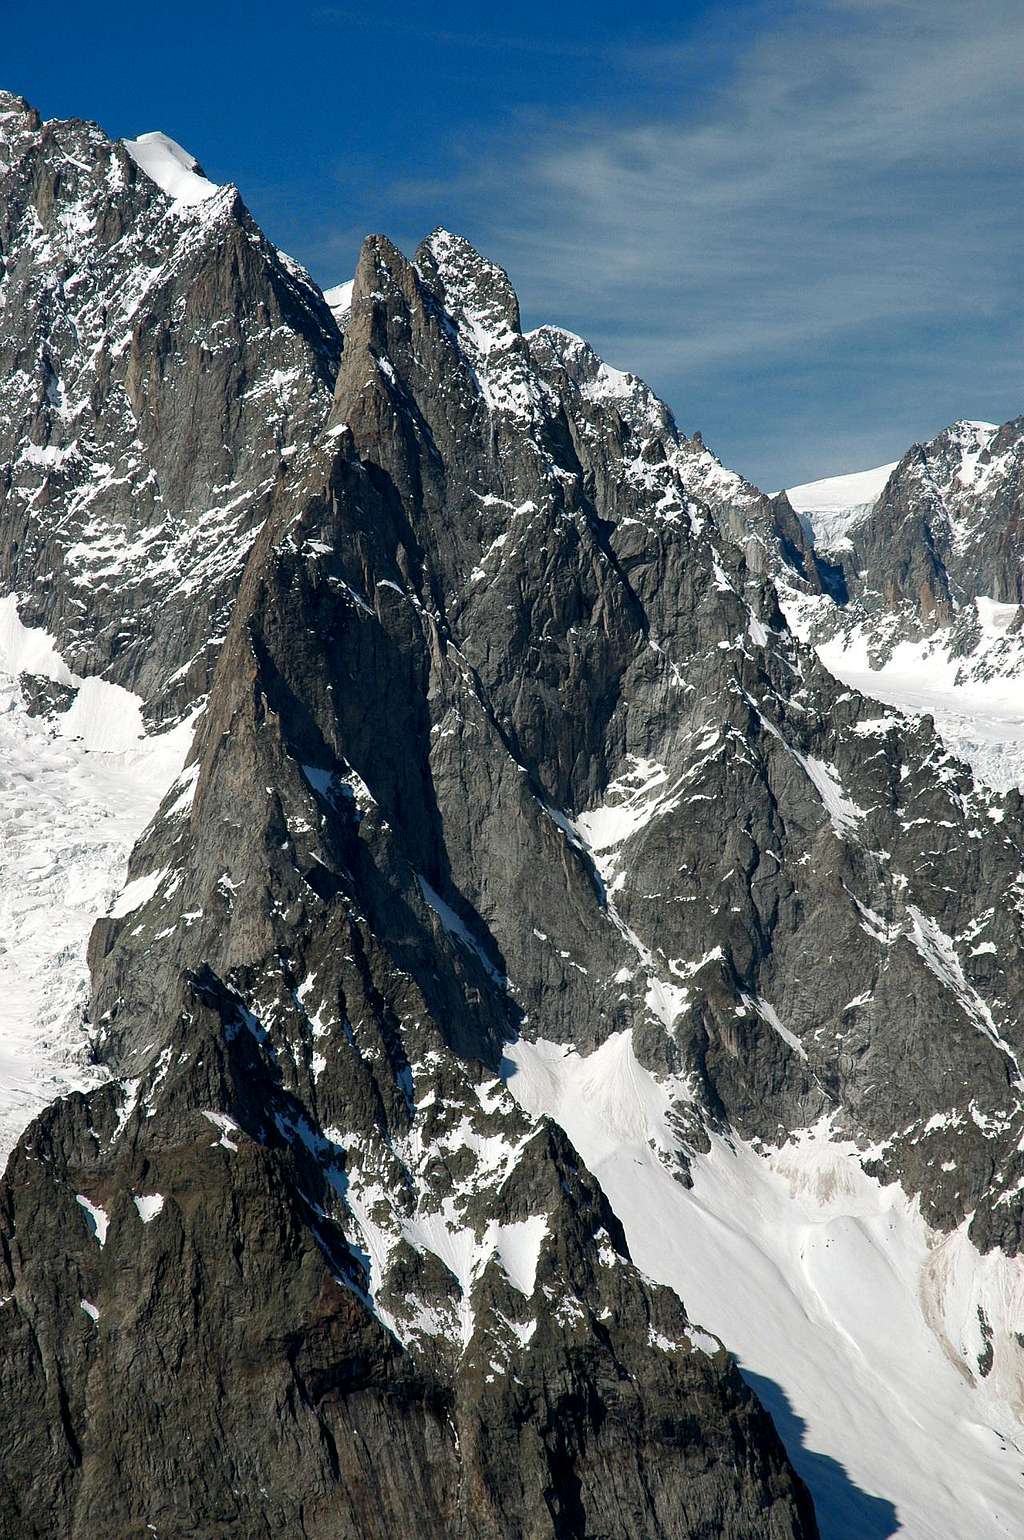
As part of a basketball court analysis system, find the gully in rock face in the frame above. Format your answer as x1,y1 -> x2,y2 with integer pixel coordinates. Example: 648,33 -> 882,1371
0,87 -> 1021,1540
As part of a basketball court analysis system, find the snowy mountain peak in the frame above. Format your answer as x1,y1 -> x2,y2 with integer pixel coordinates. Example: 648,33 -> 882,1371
0,89 -> 35,127
416,226 -> 522,342
0,90 -> 39,157
949,417 -> 999,435
785,461 -> 897,552
779,410 -> 1024,793
6,85 -> 1024,1540
122,129 -> 220,205
919,417 -> 1005,498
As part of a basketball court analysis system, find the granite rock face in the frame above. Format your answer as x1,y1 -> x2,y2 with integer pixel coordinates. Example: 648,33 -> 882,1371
848,419 -> 1024,623
0,90 -> 338,716
2,96 -> 1024,1538
0,102 -> 820,1540
782,416 -> 1024,675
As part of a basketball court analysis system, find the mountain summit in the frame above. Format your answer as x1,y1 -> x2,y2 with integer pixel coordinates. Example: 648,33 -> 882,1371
1,93 -> 1023,1540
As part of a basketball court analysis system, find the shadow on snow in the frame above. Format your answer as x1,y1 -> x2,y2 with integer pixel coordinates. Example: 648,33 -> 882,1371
742,1368 -> 900,1540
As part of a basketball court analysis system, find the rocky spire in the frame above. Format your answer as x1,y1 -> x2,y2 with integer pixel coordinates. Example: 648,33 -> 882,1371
1,88 -> 1024,1539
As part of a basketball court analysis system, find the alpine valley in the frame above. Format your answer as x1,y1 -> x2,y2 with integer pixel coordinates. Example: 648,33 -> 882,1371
1,90 -> 1023,1540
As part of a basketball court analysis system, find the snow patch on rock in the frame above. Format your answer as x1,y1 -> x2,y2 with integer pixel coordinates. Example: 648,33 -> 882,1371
133,1193 -> 165,1223
123,131 -> 219,206
75,1194 -> 109,1246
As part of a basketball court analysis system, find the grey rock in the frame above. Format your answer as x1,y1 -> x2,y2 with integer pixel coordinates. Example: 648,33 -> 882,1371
2,94 -> 1023,1540
0,106 -> 820,1540
0,90 -> 338,718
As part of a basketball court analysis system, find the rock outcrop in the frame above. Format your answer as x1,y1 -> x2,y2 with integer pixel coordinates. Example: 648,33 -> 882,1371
2,93 -> 1024,1539
0,101 -> 821,1540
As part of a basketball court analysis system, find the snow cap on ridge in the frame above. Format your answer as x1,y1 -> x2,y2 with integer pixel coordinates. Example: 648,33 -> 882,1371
122,130 -> 219,205
323,279 -> 355,326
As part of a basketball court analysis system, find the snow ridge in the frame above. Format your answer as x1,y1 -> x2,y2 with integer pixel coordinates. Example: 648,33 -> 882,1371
786,461 -> 897,553
123,131 -> 220,205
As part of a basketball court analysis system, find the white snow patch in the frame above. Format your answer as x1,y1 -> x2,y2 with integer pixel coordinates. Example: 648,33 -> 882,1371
817,620 -> 1024,792
644,977 -> 690,1030
0,596 -> 73,682
741,995 -> 807,1060
123,131 -> 219,205
76,1194 -> 109,1246
107,868 -> 166,919
133,1193 -> 165,1223
301,763 -> 335,799
58,676 -> 145,753
504,1032 -> 688,1166
323,279 -> 354,323
684,1322 -> 721,1355
417,876 -> 505,985
488,1214 -> 548,1297
202,1111 -> 240,1151
0,607 -> 195,1167
905,907 -> 1022,1082
793,751 -> 865,838
574,757 -> 671,874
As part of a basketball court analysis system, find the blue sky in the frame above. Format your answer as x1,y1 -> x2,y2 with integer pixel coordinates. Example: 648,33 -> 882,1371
5,0 -> 1022,489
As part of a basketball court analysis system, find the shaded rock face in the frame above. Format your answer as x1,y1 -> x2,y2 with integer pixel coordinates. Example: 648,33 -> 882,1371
1,97 -> 1024,1539
0,106 -> 819,1539
784,417 -> 1024,667
0,1019 -> 815,1540
0,90 -> 338,716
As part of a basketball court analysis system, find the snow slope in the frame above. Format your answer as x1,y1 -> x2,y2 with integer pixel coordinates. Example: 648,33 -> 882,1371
819,630 -> 1024,793
504,1033 -> 1024,1540
323,279 -> 354,326
0,601 -> 193,1164
123,131 -> 219,205
781,427 -> 1024,792
782,593 -> 1024,792
785,462 -> 897,553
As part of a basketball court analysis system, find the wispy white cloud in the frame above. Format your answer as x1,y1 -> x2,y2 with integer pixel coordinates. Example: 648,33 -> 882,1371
386,0 -> 1023,485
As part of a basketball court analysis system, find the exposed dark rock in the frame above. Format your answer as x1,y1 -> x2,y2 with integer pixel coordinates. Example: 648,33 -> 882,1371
1,91 -> 1023,1540
0,101 -> 821,1539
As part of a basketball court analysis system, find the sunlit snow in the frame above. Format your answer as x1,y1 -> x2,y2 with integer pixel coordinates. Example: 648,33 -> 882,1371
122,131 -> 220,205
75,1194 -> 109,1246
133,1193 -> 165,1223
786,461 -> 898,552
504,1035 -> 1024,1540
323,279 -> 354,324
817,614 -> 1024,793
0,601 -> 193,1165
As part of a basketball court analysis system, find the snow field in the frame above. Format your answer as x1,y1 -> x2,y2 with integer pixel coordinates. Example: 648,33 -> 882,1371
504,1032 -> 1024,1539
817,610 -> 1024,793
0,602 -> 193,1164
122,131 -> 219,206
